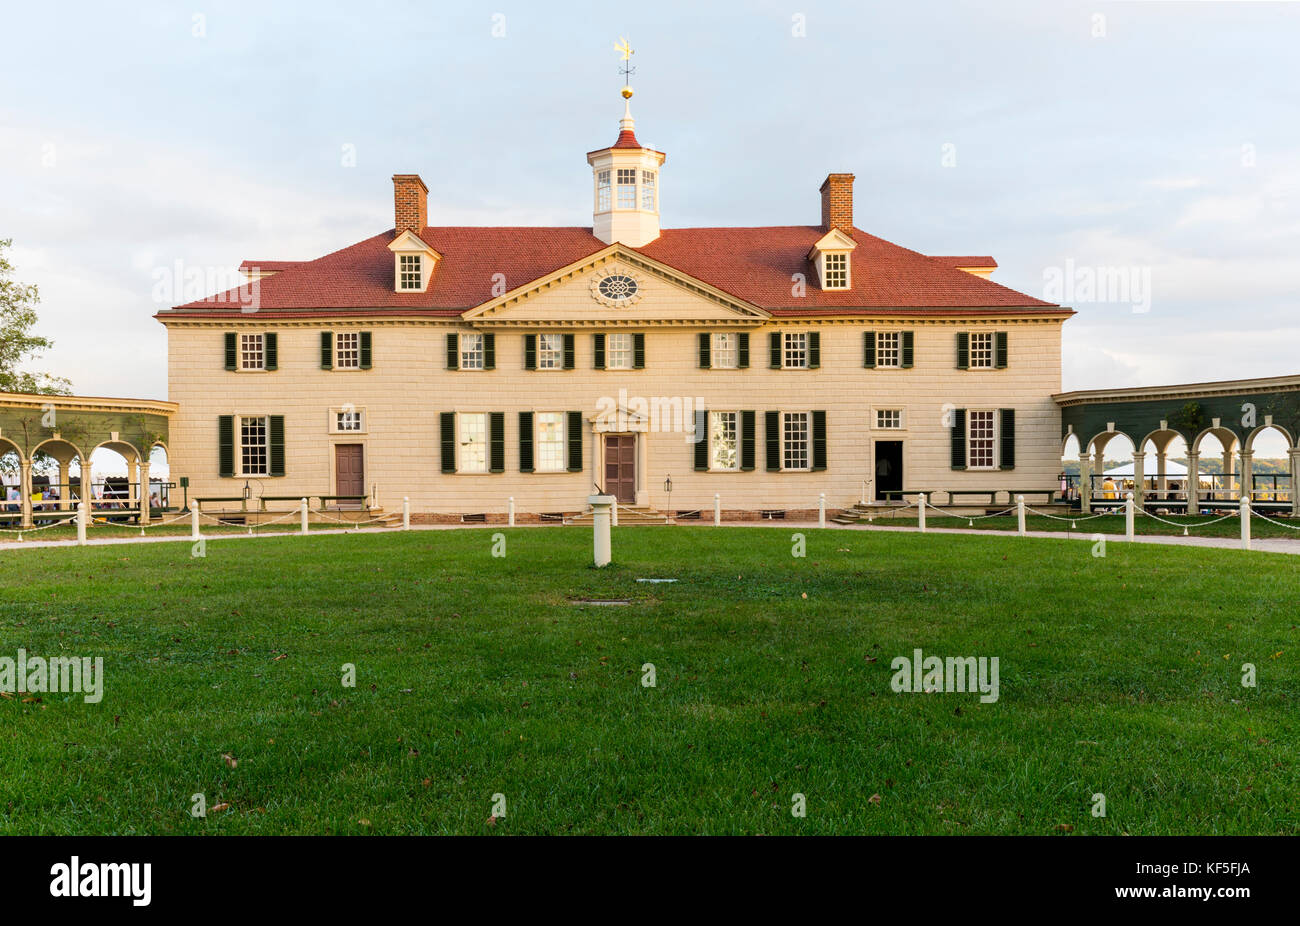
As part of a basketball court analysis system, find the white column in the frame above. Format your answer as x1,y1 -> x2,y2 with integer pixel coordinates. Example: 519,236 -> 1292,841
139,460 -> 152,525
1125,491 -> 1135,541
1240,496 -> 1251,551
588,494 -> 614,567
713,493 -> 721,526
1239,450 -> 1254,502
1290,450 -> 1300,518
77,501 -> 88,545
818,493 -> 825,528
1017,494 -> 1026,535
57,458 -> 71,511
19,459 -> 33,529
1078,454 -> 1092,514
918,493 -> 927,533
1132,451 -> 1145,508
301,497 -> 309,535
1185,450 -> 1200,512
1156,450 -> 1168,500
507,496 -> 514,527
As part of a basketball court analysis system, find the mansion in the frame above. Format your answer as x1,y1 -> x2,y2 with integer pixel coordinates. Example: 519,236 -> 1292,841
154,93 -> 1072,521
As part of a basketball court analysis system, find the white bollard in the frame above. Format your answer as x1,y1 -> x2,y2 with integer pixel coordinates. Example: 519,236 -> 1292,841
507,496 -> 515,527
611,501 -> 618,527
301,497 -> 310,535
1017,495 -> 1027,536
1125,491 -> 1135,542
191,505 -> 200,541
77,501 -> 87,546
588,494 -> 614,567
714,493 -> 721,526
818,493 -> 826,528
1240,496 -> 1251,551
918,493 -> 927,533
403,496 -> 411,530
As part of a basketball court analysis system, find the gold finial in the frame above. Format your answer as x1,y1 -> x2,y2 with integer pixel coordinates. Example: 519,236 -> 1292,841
615,37 -> 635,98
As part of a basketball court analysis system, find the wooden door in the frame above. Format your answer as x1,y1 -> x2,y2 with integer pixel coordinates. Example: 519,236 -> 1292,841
335,444 -> 364,505
604,435 -> 636,504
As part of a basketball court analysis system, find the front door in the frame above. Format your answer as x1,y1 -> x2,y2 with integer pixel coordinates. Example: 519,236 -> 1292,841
335,443 -> 365,506
874,440 -> 903,500
604,435 -> 636,504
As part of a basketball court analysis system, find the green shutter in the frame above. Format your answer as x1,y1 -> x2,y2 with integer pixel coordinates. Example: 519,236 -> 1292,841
765,411 -> 780,471
483,333 -> 495,370
489,412 -> 505,473
268,415 -> 285,477
698,333 -> 711,369
563,334 -> 575,370
808,332 -> 820,369
566,411 -> 583,472
693,409 -> 708,471
956,332 -> 969,370
995,331 -> 1008,369
359,331 -> 372,369
593,333 -> 606,370
811,410 -> 827,471
951,408 -> 967,470
446,333 -> 459,370
224,332 -> 237,370
740,410 -> 756,470
737,332 -> 750,369
863,331 -> 876,368
901,331 -> 914,368
518,411 -> 534,473
218,415 -> 234,477
524,334 -> 537,370
769,332 -> 782,368
999,408 -> 1015,469
320,331 -> 333,370
264,332 -> 278,371
440,413 -> 456,473
633,333 -> 645,369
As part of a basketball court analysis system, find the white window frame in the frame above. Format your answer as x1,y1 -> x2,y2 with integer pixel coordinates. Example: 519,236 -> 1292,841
710,411 -> 739,471
239,333 -> 265,371
535,412 -> 566,473
616,168 -> 637,209
782,411 -> 811,472
330,407 -> 366,434
606,333 -> 634,370
967,409 -> 996,470
821,252 -> 850,290
969,332 -> 994,370
398,254 -> 423,291
874,408 -> 904,430
783,332 -> 809,369
239,415 -> 269,477
641,170 -> 657,210
335,332 -> 361,370
459,333 -> 485,371
876,331 -> 901,368
537,333 -> 564,371
596,170 -> 611,212
711,333 -> 738,370
458,412 -> 488,474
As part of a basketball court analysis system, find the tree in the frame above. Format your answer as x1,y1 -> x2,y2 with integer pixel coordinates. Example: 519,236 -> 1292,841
0,238 -> 72,395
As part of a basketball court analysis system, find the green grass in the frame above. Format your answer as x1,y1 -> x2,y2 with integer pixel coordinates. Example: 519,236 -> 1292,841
1,527 -> 1295,835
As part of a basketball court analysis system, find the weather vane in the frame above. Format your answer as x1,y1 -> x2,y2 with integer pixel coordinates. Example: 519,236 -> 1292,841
615,37 -> 635,98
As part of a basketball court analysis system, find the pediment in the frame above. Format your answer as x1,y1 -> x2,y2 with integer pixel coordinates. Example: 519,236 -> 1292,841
807,228 -> 857,259
387,230 -> 442,259
462,246 -> 769,327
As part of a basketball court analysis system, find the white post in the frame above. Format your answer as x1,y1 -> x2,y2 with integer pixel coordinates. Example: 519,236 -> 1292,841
301,497 -> 309,536
403,496 -> 411,530
1125,491 -> 1135,541
507,496 -> 515,527
818,493 -> 826,529
714,493 -> 721,526
1240,496 -> 1251,551
588,494 -> 614,567
77,501 -> 88,546
918,493 -> 927,533
611,501 -> 618,527
190,504 -> 200,541
1017,494 -> 1027,536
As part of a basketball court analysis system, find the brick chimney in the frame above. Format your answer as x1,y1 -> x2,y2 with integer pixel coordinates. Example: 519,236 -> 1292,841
819,173 -> 855,232
392,174 -> 428,235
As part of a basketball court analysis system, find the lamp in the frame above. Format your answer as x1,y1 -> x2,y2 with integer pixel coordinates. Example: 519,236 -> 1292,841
664,475 -> 673,523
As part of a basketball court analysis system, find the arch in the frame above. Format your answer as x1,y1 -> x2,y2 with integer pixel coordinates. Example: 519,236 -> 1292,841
1244,423 -> 1295,454
1061,432 -> 1081,459
1190,426 -> 1239,456
1085,429 -> 1139,460
31,435 -> 87,465
0,434 -> 24,465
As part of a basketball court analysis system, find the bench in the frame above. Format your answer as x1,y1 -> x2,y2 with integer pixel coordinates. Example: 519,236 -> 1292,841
878,489 -> 925,502
195,496 -> 246,512
316,494 -> 369,509
258,495 -> 308,511
1009,489 -> 1059,506
944,489 -> 1000,506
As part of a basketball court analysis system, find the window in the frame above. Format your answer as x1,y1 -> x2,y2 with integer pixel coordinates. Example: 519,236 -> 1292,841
782,412 -> 810,471
398,254 -> 422,291
710,411 -> 738,471
616,168 -> 637,208
876,332 -> 901,368
968,410 -> 995,469
240,333 -> 264,370
240,416 -> 268,476
536,412 -> 565,473
823,252 -> 849,289
641,170 -> 656,210
537,333 -> 564,370
336,409 -> 364,432
596,170 -> 611,211
969,332 -> 994,369
335,332 -> 360,370
460,333 -> 485,370
459,413 -> 487,473
875,409 -> 903,430
783,332 -> 809,369
712,333 -> 738,369
605,333 -> 634,370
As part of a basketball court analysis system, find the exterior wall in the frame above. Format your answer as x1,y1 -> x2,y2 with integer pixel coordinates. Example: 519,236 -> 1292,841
164,274 -> 1064,516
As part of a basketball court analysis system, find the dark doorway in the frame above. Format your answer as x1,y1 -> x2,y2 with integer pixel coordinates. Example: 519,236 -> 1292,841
874,440 -> 903,500
335,443 -> 365,505
604,435 -> 636,504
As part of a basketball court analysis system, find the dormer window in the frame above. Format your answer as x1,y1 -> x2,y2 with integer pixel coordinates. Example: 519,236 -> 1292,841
823,253 -> 849,289
398,254 -> 422,291
808,228 -> 857,291
387,230 -> 441,293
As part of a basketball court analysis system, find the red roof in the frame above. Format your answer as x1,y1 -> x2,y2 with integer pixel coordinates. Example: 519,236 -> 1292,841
931,255 -> 998,268
238,259 -> 307,272
160,225 -> 1060,318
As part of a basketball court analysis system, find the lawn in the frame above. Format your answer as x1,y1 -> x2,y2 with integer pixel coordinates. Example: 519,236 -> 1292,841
1,527 -> 1295,835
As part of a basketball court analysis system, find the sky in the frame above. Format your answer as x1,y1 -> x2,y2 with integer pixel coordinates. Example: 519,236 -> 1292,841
2,0 -> 1298,437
